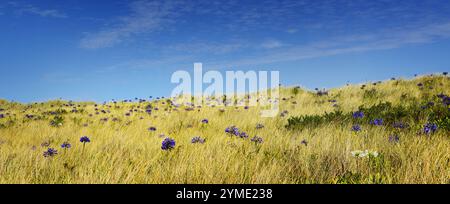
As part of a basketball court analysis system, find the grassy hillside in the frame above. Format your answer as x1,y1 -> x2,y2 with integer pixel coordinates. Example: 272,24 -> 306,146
0,74 -> 449,184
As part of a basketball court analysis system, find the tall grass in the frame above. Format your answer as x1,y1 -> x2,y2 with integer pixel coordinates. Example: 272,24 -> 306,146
0,75 -> 449,183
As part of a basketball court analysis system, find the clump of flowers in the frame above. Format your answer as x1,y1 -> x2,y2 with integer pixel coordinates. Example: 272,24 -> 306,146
80,136 -> 90,143
225,126 -> 240,136
201,119 -> 209,124
61,142 -> 71,149
148,127 -> 157,131
43,148 -> 58,157
250,136 -> 263,144
393,122 -> 407,129
389,135 -> 400,144
442,96 -> 450,106
352,111 -> 364,119
370,118 -> 383,126
191,136 -> 206,144
239,131 -> 249,139
351,150 -> 379,158
352,125 -> 361,132
256,123 -> 264,129
161,138 -> 176,150
423,123 -> 438,135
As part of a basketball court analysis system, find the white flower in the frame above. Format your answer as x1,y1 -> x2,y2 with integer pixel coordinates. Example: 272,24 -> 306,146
351,150 -> 379,158
369,151 -> 379,157
351,150 -> 364,157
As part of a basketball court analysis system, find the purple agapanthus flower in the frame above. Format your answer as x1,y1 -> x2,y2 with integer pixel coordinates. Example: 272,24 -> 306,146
201,119 -> 209,124
301,139 -> 308,146
148,127 -> 157,131
239,131 -> 249,139
389,135 -> 400,144
443,96 -> 450,106
371,118 -> 383,126
191,136 -> 206,144
80,136 -> 90,143
43,148 -> 58,157
352,125 -> 361,132
393,122 -> 406,129
352,111 -> 364,119
161,138 -> 176,150
225,126 -> 240,136
250,136 -> 263,144
256,123 -> 264,129
423,123 -> 438,135
61,142 -> 71,149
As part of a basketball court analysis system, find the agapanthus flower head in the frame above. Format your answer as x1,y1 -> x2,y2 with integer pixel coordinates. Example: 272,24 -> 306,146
423,123 -> 438,134
61,142 -> 71,149
417,83 -> 423,87
443,96 -> 450,106
41,141 -> 50,147
148,127 -> 157,131
0,114 -> 4,119
225,126 -> 240,136
437,93 -> 446,99
239,131 -> 249,139
301,139 -> 308,146
161,138 -> 176,150
443,72 -> 448,76
80,136 -> 90,143
352,111 -> 364,119
250,136 -> 263,144
191,136 -> 206,144
352,125 -> 361,132
393,122 -> 406,129
201,119 -> 209,124
256,123 -> 264,129
43,148 -> 58,157
370,118 -> 383,126
389,135 -> 400,144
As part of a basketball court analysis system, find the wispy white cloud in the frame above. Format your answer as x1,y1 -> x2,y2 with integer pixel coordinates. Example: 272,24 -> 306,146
260,39 -> 285,49
96,20 -> 450,72
286,28 -> 298,34
207,21 -> 450,68
165,41 -> 248,55
80,0 -> 182,49
7,1 -> 67,18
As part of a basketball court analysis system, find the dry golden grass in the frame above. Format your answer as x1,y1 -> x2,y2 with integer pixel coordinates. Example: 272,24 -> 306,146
0,75 -> 449,183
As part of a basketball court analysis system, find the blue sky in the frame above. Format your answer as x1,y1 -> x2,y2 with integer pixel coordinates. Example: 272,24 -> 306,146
1,0 -> 450,103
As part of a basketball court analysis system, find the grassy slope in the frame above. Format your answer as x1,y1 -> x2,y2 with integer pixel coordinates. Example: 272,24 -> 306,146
0,75 -> 449,183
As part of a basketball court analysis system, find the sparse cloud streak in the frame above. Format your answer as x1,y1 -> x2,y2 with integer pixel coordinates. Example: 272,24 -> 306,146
7,1 -> 67,18
79,0 -> 182,49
